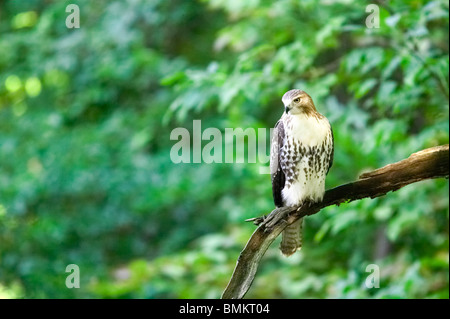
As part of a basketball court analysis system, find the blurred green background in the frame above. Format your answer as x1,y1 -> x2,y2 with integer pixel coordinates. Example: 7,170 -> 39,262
0,0 -> 448,299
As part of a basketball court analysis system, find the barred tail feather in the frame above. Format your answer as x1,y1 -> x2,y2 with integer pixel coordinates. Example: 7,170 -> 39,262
280,218 -> 303,256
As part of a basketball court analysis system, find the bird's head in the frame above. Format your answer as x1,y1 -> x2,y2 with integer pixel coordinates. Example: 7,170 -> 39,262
282,89 -> 317,116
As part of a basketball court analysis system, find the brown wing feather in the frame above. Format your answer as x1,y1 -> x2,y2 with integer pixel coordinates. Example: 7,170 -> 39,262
326,122 -> 334,175
270,120 -> 285,207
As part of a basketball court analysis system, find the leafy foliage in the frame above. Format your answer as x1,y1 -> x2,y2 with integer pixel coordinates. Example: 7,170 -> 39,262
0,0 -> 448,298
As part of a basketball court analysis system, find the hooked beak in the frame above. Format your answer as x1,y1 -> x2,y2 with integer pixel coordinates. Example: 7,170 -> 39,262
285,106 -> 290,114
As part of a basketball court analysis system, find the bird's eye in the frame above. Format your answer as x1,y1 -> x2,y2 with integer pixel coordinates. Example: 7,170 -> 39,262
293,98 -> 301,103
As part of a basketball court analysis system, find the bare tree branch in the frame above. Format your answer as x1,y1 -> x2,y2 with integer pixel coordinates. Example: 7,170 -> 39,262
221,144 -> 449,299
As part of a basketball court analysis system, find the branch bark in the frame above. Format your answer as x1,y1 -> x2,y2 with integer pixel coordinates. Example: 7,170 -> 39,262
221,144 -> 449,299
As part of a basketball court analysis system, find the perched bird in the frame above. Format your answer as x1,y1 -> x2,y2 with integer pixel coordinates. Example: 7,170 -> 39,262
270,89 -> 334,256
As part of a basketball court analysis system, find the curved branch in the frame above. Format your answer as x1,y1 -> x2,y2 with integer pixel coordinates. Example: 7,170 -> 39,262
221,144 -> 449,299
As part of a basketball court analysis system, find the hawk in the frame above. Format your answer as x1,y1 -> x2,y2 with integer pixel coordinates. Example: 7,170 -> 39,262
270,89 -> 334,256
